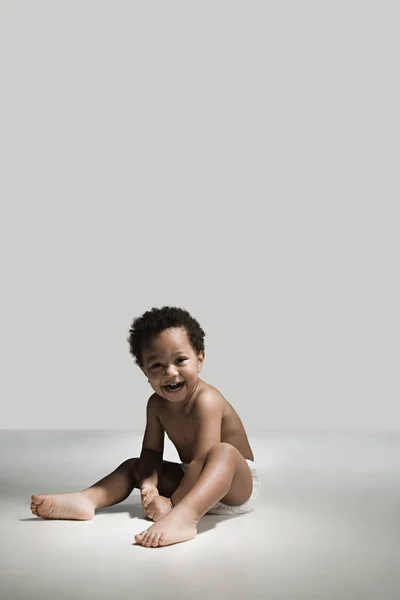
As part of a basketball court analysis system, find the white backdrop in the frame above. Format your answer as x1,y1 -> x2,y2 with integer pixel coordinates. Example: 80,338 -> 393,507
1,1 -> 398,431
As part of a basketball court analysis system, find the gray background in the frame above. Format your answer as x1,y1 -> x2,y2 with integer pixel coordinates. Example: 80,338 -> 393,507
1,1 -> 398,431
1,6 -> 399,597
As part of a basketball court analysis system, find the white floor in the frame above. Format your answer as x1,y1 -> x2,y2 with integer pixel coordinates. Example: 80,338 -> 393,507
0,431 -> 399,600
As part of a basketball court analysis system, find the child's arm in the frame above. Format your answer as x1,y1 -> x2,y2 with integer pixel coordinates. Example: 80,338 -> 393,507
137,394 -> 165,488
170,392 -> 222,507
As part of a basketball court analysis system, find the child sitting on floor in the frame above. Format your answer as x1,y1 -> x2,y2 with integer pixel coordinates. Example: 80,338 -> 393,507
30,306 -> 261,547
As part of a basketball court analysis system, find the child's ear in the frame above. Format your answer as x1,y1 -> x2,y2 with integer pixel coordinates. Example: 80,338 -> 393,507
140,367 -> 150,383
198,351 -> 205,372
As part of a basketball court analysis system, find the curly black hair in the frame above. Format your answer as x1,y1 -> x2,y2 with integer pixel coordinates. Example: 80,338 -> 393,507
127,306 -> 205,368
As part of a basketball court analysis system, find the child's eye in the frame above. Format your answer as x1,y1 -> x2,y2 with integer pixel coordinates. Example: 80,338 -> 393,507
176,358 -> 187,363
150,363 -> 161,369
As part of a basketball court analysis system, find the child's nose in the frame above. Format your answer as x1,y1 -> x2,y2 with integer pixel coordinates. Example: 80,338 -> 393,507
165,364 -> 179,376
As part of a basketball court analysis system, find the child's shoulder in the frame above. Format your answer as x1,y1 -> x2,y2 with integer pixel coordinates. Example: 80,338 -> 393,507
196,379 -> 223,400
189,380 -> 225,413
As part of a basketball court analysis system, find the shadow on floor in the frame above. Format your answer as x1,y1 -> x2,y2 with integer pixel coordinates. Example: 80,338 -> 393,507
19,502 -> 246,535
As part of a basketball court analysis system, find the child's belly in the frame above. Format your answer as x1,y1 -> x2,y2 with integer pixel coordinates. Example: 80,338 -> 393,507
166,429 -> 194,463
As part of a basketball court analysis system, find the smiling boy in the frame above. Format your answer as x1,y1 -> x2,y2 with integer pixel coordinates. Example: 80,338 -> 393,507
30,307 -> 261,547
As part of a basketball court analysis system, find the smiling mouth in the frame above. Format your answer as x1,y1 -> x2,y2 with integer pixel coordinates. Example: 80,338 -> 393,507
163,382 -> 184,392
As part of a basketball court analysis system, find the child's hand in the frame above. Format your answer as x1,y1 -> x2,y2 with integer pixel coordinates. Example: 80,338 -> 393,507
145,495 -> 173,522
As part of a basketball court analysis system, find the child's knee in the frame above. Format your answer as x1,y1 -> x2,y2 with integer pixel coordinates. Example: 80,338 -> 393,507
119,457 -> 139,476
209,442 -> 236,457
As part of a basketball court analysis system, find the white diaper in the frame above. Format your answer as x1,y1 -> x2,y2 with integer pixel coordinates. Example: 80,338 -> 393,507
180,458 -> 261,515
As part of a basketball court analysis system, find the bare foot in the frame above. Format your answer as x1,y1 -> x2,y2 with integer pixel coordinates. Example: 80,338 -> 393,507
140,483 -> 159,519
141,483 -> 159,508
134,507 -> 197,547
30,492 -> 95,520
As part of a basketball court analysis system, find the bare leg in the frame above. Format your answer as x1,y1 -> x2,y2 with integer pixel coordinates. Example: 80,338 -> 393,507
82,458 -> 138,508
135,443 -> 253,547
31,458 -> 138,520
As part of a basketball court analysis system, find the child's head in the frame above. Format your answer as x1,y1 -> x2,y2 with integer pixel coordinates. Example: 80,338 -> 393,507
127,306 -> 205,402
128,306 -> 205,368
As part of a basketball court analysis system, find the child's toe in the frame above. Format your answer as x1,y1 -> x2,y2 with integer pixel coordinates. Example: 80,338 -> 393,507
134,532 -> 143,543
142,532 -> 151,546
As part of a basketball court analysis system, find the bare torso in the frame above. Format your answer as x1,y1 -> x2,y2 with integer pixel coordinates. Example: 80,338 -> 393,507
155,379 -> 254,464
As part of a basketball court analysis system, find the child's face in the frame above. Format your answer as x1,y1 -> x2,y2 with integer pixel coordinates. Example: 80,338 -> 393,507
140,327 -> 204,404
